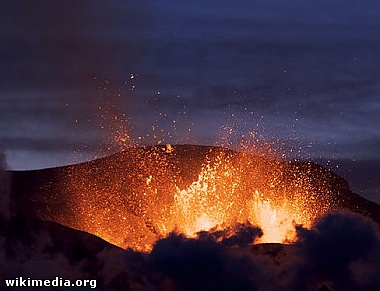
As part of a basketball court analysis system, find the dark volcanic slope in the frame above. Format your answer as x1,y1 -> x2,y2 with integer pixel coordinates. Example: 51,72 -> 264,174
0,216 -> 147,291
9,145 -> 380,231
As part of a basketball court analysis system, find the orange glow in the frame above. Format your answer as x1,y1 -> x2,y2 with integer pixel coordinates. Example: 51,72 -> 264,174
53,145 -> 333,252
170,150 -> 320,244
249,193 -> 299,243
50,93 -> 335,251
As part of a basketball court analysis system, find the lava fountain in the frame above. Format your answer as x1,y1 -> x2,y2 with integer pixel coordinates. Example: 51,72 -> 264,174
55,144 -> 333,252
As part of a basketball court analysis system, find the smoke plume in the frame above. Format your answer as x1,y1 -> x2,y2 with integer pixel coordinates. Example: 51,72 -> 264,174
292,211 -> 380,290
145,212 -> 380,290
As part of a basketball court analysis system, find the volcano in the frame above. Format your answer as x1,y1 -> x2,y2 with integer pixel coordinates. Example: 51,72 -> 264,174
10,145 -> 380,247
3,145 -> 380,290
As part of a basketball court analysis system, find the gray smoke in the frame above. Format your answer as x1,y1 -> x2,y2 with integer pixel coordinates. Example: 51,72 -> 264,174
145,212 -> 380,290
149,229 -> 261,291
291,211 -> 380,290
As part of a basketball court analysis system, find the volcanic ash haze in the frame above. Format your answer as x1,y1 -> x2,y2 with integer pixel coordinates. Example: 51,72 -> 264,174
10,145 -> 380,252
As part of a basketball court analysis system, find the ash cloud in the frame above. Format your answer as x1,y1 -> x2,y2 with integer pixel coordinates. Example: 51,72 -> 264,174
292,212 -> 380,290
144,212 -> 380,290
197,221 -> 263,248
149,224 -> 262,291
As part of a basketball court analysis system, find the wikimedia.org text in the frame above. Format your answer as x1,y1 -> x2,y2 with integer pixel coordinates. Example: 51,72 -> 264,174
4,276 -> 97,289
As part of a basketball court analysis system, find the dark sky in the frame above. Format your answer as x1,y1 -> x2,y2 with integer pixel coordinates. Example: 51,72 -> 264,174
0,1 -> 379,199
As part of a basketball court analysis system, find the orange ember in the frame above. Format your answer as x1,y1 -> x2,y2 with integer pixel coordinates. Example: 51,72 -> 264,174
55,145 -> 333,252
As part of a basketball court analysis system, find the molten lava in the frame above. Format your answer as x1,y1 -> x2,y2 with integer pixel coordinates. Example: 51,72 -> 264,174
56,145 -> 333,252
171,149 -> 323,244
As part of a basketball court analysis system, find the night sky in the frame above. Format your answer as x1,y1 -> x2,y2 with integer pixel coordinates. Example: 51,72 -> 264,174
1,0 -> 379,201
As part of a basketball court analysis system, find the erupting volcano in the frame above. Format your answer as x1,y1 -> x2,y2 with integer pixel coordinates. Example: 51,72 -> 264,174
7,131 -> 380,290
10,144 -> 379,253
